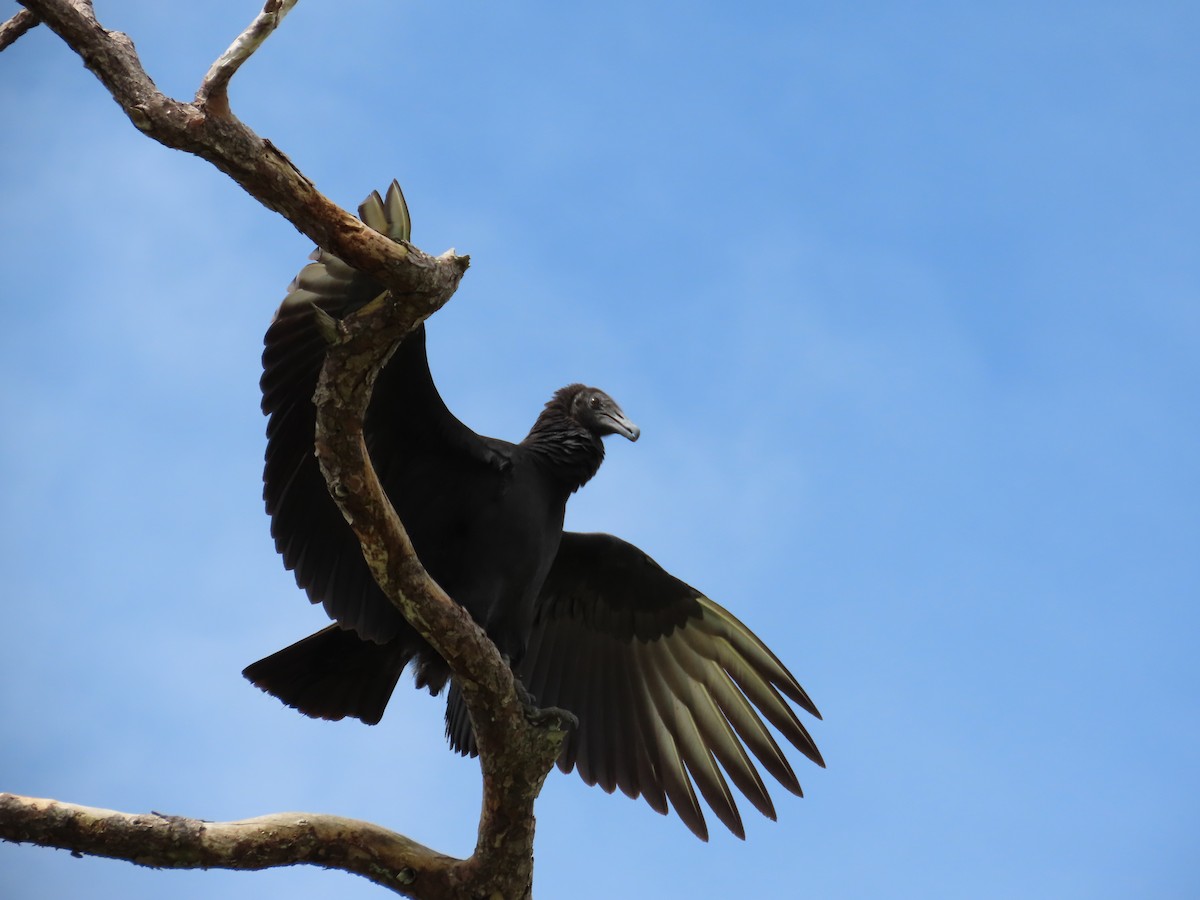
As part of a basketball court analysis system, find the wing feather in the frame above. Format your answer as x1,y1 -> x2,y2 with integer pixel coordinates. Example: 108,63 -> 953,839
646,637 -> 744,838
658,635 -> 778,821
520,531 -> 822,839
692,603 -> 822,718
579,627 -> 617,793
623,654 -> 670,815
631,639 -> 709,840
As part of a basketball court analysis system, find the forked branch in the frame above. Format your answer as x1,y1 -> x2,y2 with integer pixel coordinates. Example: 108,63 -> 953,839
18,0 -> 431,295
197,0 -> 299,113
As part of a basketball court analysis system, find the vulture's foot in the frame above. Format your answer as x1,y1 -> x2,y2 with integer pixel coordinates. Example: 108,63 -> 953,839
506,665 -> 578,732
524,702 -> 579,733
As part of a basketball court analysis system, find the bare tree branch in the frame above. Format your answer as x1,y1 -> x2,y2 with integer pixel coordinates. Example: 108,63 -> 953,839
0,8 -> 39,50
0,793 -> 458,898
3,2 -> 567,897
196,0 -> 298,114
312,271 -> 573,895
18,0 -> 435,298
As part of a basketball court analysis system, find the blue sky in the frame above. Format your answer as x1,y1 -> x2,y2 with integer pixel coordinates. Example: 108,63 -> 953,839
2,1 -> 1197,897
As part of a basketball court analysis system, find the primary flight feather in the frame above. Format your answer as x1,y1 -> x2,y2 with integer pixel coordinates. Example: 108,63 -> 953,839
245,182 -> 823,840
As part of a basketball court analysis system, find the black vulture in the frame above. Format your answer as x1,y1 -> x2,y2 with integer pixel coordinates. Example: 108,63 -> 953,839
244,183 -> 824,841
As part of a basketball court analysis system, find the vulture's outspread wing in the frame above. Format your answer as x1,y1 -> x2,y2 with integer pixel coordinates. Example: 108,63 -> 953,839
261,184 -> 507,644
520,532 -> 823,841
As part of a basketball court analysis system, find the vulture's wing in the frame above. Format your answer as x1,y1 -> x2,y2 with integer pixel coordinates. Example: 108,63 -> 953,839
516,531 -> 823,841
262,183 -> 507,642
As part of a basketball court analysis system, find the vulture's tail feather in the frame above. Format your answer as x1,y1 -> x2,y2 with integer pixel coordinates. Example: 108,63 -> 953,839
243,624 -> 409,725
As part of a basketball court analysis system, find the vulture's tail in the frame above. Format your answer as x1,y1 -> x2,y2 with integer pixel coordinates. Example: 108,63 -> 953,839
243,625 -> 410,725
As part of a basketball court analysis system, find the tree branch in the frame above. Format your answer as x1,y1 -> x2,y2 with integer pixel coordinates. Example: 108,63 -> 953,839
312,267 -> 572,895
197,0 -> 298,115
0,8 -> 39,51
3,2 -> 565,897
19,0 -> 439,300
0,793 -> 459,897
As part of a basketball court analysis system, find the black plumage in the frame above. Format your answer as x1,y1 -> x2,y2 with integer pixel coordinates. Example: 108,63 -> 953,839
244,183 -> 823,840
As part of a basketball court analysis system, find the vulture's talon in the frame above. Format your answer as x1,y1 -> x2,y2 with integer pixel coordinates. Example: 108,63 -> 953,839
510,671 -> 537,707
524,703 -> 578,733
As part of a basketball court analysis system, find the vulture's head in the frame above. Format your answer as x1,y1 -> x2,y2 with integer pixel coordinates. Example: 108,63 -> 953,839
564,385 -> 640,442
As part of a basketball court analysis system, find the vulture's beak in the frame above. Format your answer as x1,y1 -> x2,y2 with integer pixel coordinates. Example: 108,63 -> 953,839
603,409 -> 640,442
